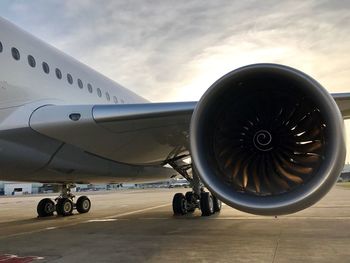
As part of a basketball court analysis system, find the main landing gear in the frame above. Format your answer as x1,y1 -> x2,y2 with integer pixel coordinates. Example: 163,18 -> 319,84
172,190 -> 222,216
37,184 -> 91,217
167,154 -> 222,217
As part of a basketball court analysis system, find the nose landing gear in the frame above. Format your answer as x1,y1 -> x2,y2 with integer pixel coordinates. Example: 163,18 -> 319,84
37,184 -> 91,217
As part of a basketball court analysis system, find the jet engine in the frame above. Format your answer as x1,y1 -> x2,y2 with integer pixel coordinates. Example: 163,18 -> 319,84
190,64 -> 346,215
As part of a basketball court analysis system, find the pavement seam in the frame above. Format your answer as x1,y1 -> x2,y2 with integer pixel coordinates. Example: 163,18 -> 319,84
272,229 -> 282,263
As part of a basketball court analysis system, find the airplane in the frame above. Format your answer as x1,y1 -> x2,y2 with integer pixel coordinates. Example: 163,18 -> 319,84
1,16 -> 350,218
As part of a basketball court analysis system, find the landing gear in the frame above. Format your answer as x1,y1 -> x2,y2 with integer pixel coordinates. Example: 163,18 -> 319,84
185,191 -> 196,213
172,193 -> 187,215
37,184 -> 91,217
213,195 -> 222,213
172,190 -> 221,216
76,196 -> 91,214
56,198 -> 74,216
167,154 -> 222,217
200,192 -> 214,216
37,198 -> 55,217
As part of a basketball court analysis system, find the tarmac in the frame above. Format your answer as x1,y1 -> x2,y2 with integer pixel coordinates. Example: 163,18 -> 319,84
0,186 -> 350,263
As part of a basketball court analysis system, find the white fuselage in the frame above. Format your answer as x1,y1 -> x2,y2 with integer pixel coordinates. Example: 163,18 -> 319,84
0,17 -> 147,110
0,17 -> 174,184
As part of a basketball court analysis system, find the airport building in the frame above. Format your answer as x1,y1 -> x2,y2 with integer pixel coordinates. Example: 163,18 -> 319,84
0,179 -> 183,196
0,182 -> 41,196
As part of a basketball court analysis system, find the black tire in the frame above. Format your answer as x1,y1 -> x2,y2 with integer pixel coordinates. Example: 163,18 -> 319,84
76,196 -> 91,214
56,198 -> 74,216
213,195 -> 222,213
37,198 -> 55,217
172,193 -> 187,215
185,191 -> 195,213
200,192 -> 214,216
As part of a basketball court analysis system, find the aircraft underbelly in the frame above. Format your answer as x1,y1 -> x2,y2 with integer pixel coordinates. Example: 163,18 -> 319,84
0,105 -> 174,184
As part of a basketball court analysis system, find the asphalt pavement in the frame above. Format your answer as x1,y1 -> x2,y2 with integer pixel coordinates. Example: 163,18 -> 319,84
0,187 -> 350,262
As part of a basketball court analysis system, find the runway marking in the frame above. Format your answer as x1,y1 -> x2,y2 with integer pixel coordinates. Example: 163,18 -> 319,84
0,228 -> 62,240
0,254 -> 44,262
0,203 -> 169,239
104,203 -> 169,219
138,217 -> 169,220
45,227 -> 57,230
86,219 -> 118,223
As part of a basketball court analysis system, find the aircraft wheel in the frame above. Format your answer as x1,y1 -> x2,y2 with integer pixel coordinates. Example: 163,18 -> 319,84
56,198 -> 74,216
172,193 -> 187,215
213,195 -> 222,213
37,198 -> 55,217
200,192 -> 214,216
76,196 -> 91,214
185,191 -> 196,213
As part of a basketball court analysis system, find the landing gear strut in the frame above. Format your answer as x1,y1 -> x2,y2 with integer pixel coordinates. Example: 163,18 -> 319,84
167,154 -> 222,216
37,184 -> 91,217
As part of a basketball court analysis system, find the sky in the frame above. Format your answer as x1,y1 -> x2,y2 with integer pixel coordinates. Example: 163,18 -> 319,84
1,0 -> 350,162
0,0 -> 349,102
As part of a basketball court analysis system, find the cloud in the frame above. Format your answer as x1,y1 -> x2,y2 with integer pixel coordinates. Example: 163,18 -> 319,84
0,0 -> 349,102
2,0 -> 350,162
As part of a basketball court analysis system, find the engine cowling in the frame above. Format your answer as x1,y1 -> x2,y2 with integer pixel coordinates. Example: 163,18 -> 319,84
190,64 -> 346,215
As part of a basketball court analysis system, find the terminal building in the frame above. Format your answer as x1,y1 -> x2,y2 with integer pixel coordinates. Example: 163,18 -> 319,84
0,182 -> 104,195
0,182 -> 141,196
0,182 -> 41,196
339,164 -> 350,182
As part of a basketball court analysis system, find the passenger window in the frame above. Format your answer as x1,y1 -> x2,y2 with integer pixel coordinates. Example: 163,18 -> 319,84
55,68 -> 62,79
27,55 -> 36,67
67,74 -> 73,84
78,79 -> 83,89
121,99 -> 125,104
106,92 -> 110,101
11,47 -> 20,60
42,62 -> 50,74
113,96 -> 118,104
0,41 -> 3,52
97,88 -> 102,97
87,83 -> 93,93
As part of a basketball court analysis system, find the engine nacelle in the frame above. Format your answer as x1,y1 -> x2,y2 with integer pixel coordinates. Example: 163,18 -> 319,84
190,64 -> 346,215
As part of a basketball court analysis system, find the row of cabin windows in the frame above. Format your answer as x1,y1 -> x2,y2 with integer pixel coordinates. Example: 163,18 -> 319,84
0,41 -> 125,104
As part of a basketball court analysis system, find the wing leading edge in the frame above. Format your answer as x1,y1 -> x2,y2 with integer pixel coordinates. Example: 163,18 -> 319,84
29,94 -> 350,166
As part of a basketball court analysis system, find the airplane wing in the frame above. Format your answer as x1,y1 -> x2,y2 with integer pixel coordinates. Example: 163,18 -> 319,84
332,93 -> 350,119
30,93 -> 350,167
30,102 -> 196,165
30,93 -> 350,166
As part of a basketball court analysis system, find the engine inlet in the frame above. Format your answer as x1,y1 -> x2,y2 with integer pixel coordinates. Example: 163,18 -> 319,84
213,90 -> 326,196
190,64 -> 345,215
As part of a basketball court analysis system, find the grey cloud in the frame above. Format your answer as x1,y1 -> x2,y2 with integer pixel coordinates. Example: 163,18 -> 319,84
0,0 -> 349,101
